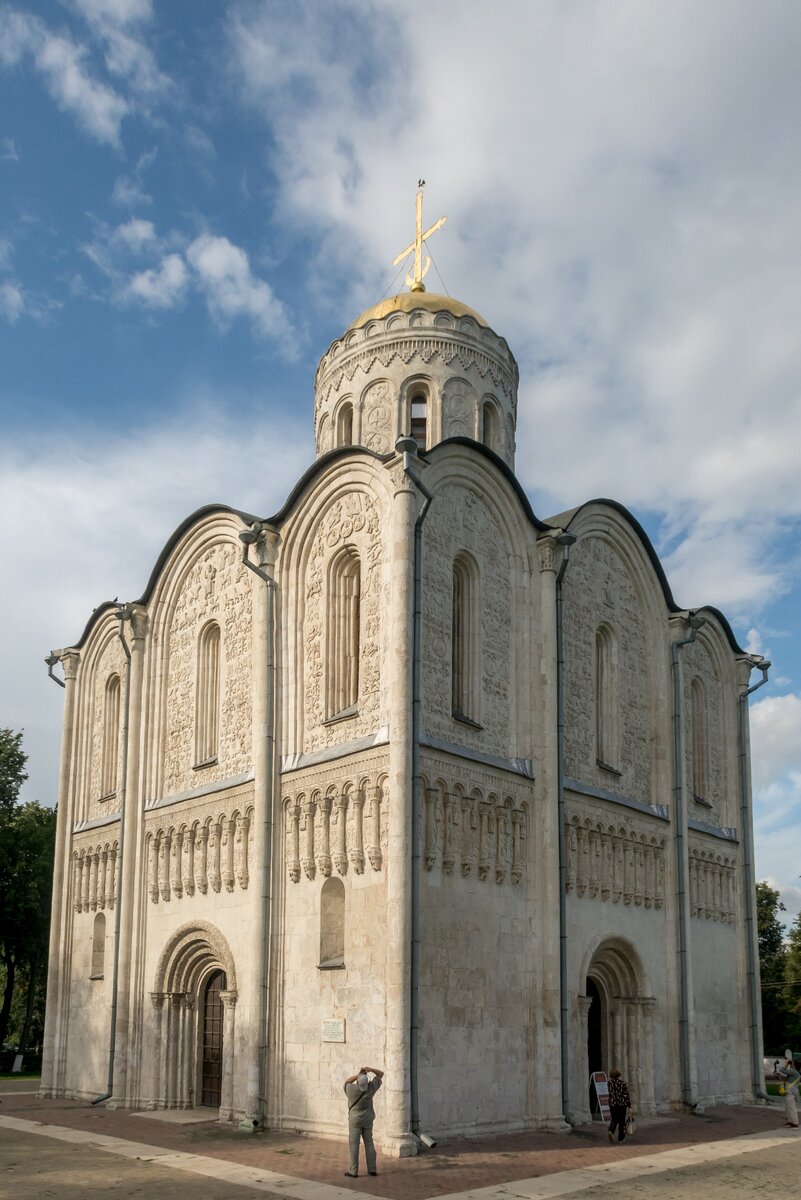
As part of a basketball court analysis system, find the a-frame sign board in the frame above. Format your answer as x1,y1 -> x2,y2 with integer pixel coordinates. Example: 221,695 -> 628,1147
591,1071 -> 611,1122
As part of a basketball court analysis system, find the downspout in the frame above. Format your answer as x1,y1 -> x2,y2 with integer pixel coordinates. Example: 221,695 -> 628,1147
738,656 -> 771,1101
92,603 -> 134,1105
397,435 -> 433,1142
671,611 -> 705,1110
555,531 -> 577,1122
240,523 -> 278,1128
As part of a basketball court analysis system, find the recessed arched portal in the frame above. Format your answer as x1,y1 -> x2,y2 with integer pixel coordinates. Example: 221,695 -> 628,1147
151,921 -> 238,1118
579,938 -> 656,1120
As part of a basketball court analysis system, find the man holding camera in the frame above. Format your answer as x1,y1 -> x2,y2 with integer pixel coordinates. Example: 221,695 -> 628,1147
343,1065 -> 384,1177
777,1056 -> 799,1128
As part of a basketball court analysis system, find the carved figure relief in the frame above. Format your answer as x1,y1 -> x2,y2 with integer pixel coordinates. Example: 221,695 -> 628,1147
689,846 -> 736,922
72,840 -> 118,912
145,807 -> 253,904
283,765 -> 387,882
361,381 -> 393,452
565,813 -> 666,910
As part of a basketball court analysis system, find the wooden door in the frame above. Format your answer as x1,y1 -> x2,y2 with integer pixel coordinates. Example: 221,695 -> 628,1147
200,970 -> 225,1107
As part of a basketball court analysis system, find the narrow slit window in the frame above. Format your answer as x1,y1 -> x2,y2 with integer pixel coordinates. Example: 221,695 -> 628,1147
691,677 -> 709,803
101,674 -> 121,797
327,549 -> 361,718
410,396 -> 427,450
195,622 -> 221,765
452,553 -> 480,723
595,624 -> 619,770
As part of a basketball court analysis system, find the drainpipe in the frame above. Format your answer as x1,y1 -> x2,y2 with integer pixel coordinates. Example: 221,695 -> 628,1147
396,436 -> 434,1142
240,523 -> 278,1128
555,532 -> 577,1122
92,603 -> 134,1105
670,611 -> 705,1110
737,656 -> 771,1101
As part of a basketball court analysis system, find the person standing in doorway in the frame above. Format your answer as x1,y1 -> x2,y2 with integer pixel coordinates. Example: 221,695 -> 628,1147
607,1068 -> 631,1143
343,1065 -> 384,1177
777,1056 -> 799,1128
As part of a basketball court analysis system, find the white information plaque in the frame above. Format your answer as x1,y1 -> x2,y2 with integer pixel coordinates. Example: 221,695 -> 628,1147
322,1018 -> 346,1043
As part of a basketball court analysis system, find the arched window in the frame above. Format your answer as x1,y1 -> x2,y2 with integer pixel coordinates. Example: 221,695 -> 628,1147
336,402 -> 354,447
91,911 -> 105,978
691,677 -> 709,804
410,394 -> 427,450
195,622 -> 221,765
452,553 -> 481,724
319,877 -> 345,967
482,400 -> 499,453
595,624 -> 619,771
327,549 -> 360,718
101,673 -> 121,797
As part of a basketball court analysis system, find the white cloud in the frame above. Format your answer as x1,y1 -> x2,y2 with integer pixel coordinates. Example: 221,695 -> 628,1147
0,279 -> 24,322
124,251 -> 186,308
0,8 -> 129,144
114,216 -> 156,251
1,136 -> 18,160
186,233 -> 293,345
226,0 -> 801,617
72,0 -> 168,98
111,173 -> 151,207
0,404 -> 311,809
750,693 -> 801,794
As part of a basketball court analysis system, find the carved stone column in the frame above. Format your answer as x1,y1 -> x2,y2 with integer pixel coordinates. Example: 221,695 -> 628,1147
171,829 -> 184,899
183,827 -> 196,896
107,844 -> 118,909
222,817 -> 235,892
317,795 -> 332,878
287,801 -> 301,883
332,795 -> 347,875
442,793 -> 456,876
150,992 -> 167,1109
219,990 -> 238,1121
478,800 -> 491,881
511,807 -> 524,885
147,836 -> 159,903
496,804 -> 512,884
461,795 -> 477,876
301,797 -> 316,880
159,832 -> 171,901
235,812 -> 250,889
97,848 -> 108,911
577,995 -> 594,1124
196,824 -> 209,894
208,820 -> 221,893
349,790 -> 365,874
366,786 -> 382,871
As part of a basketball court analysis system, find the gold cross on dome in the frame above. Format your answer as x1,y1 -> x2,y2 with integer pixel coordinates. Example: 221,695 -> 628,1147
392,182 -> 447,293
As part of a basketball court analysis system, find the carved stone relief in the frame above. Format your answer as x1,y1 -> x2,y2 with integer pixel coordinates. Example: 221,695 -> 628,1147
564,811 -> 666,910
145,805 -> 253,904
689,843 -> 737,923
282,751 -> 388,883
304,491 -> 382,751
72,838 -> 119,913
162,540 -> 252,797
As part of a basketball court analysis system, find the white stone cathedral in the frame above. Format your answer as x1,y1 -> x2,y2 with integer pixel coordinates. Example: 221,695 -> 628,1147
41,247 -> 769,1151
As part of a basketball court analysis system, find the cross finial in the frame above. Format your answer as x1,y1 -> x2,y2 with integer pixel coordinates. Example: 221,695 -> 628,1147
392,183 -> 447,293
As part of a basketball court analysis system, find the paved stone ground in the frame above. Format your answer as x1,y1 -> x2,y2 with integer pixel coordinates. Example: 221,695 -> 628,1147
0,1085 -> 797,1200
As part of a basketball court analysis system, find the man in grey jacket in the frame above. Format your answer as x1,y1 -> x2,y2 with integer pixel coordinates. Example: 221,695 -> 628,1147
343,1065 -> 384,1177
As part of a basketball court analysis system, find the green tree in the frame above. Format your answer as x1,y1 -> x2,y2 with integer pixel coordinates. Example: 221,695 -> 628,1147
784,911 -> 801,1049
0,730 -> 56,1058
756,880 -> 788,1053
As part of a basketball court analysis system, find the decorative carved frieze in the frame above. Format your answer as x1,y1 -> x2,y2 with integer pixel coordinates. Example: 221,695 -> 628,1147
565,811 -> 666,911
689,844 -> 737,923
145,805 -> 253,905
72,839 -> 119,913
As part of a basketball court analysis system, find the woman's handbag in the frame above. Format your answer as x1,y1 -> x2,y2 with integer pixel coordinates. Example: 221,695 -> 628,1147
625,1110 -> 636,1137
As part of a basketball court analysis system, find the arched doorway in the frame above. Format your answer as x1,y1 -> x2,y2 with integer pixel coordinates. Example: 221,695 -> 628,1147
151,921 -> 238,1118
200,969 -> 226,1108
579,939 -> 656,1120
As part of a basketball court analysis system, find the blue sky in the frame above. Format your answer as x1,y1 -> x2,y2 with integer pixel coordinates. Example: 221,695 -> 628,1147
1,0 -> 800,925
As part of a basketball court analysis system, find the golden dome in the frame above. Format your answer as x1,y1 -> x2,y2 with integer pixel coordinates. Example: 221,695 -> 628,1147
348,291 -> 488,331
